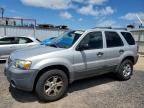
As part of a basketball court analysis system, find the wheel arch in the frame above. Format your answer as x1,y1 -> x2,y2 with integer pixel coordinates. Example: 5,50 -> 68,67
33,65 -> 71,91
121,56 -> 134,65
115,56 -> 134,72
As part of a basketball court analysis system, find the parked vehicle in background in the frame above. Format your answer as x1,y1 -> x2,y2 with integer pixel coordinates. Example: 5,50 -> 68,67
5,28 -> 138,102
41,37 -> 56,45
0,36 -> 40,60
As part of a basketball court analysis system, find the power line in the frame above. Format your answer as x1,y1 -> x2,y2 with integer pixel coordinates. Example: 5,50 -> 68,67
136,14 -> 143,25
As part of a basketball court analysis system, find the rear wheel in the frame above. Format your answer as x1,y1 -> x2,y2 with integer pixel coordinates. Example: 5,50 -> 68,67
116,60 -> 133,81
36,69 -> 68,102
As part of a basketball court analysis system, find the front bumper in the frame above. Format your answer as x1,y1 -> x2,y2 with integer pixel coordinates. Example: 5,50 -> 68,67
4,64 -> 39,91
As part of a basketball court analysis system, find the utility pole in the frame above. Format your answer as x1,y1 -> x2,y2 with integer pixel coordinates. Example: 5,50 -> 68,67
0,8 -> 6,36
33,19 -> 37,38
0,8 -> 4,19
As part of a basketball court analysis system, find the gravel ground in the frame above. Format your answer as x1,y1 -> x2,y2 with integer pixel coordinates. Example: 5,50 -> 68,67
0,58 -> 144,108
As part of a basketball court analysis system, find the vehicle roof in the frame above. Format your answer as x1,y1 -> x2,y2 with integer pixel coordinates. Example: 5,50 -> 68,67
86,28 -> 128,32
0,35 -> 35,38
72,28 -> 129,34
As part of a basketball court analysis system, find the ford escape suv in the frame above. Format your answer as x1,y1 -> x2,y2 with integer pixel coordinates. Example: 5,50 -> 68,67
5,28 -> 138,101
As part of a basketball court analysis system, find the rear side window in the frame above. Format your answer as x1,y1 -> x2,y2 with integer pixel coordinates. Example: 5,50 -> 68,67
121,32 -> 135,45
105,31 -> 124,48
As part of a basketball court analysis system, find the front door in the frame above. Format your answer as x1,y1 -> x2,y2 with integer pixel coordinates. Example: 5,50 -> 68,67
73,31 -> 106,79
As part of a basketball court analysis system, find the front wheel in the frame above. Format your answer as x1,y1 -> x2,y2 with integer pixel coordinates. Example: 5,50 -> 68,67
116,60 -> 133,81
35,69 -> 68,102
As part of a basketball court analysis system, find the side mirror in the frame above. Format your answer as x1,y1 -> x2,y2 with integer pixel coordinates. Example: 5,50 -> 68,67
77,44 -> 89,51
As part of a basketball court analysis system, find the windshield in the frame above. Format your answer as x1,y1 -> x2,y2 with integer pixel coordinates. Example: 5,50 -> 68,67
41,37 -> 56,45
48,30 -> 83,48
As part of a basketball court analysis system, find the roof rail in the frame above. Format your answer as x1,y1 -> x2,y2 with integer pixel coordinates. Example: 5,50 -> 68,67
93,27 -> 112,29
112,27 -> 127,30
93,27 -> 127,30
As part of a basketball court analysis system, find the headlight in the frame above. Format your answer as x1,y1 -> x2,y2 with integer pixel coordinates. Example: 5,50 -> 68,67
15,59 -> 32,70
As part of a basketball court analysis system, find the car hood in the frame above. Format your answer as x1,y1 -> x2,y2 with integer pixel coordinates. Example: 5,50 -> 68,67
10,45 -> 64,60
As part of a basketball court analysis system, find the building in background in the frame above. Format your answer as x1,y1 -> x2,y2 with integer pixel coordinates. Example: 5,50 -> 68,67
0,16 -> 69,41
129,28 -> 144,54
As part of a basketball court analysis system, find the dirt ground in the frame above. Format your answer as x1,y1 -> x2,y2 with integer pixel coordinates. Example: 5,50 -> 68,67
0,57 -> 144,108
134,55 -> 144,71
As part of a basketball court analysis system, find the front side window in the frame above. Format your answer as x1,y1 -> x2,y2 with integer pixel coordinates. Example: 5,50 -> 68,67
0,37 -> 16,45
78,31 -> 103,50
105,31 -> 124,48
17,37 -> 33,44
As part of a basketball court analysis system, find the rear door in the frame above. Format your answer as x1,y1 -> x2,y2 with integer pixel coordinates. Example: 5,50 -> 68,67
103,31 -> 125,68
0,37 -> 17,56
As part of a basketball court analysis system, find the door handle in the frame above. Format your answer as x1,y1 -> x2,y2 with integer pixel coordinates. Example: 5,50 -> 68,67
119,49 -> 124,54
97,52 -> 104,57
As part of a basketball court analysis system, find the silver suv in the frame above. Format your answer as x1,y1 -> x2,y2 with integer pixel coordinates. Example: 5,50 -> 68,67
5,28 -> 138,101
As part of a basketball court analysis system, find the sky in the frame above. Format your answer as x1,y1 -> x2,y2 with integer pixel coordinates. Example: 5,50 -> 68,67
0,0 -> 144,29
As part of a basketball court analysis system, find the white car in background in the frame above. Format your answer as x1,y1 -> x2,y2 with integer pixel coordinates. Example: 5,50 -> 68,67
0,36 -> 40,60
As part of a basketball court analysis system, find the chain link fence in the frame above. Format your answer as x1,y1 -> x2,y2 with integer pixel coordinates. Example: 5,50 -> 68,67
0,17 -> 68,41
0,25 -> 67,41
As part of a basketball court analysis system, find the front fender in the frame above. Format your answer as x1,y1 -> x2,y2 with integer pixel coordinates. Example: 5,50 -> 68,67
31,58 -> 73,72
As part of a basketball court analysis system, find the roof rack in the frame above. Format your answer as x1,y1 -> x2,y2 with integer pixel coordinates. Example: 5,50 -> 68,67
93,27 -> 112,29
93,27 -> 127,30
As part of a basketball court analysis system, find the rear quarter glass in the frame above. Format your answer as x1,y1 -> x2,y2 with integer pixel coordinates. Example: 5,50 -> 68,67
121,32 -> 135,45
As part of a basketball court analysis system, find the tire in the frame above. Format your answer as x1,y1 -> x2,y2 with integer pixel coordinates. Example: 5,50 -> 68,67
116,59 -> 133,81
35,69 -> 68,102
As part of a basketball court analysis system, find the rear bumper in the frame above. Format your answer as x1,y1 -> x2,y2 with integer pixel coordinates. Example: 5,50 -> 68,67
5,65 -> 39,91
